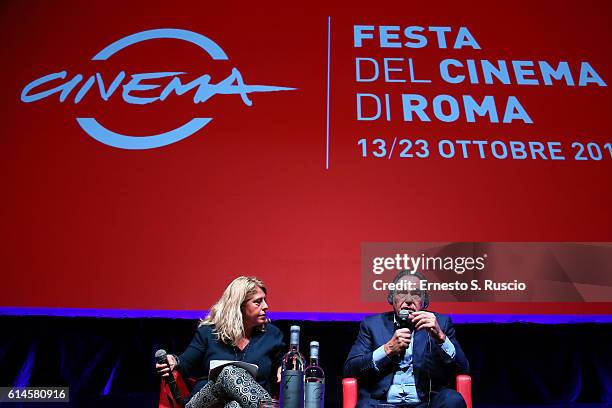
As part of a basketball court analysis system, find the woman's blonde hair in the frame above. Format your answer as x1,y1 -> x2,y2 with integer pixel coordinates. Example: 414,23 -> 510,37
200,276 -> 267,345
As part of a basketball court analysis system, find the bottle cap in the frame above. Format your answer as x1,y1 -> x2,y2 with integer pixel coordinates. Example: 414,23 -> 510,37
289,325 -> 300,345
310,341 -> 319,358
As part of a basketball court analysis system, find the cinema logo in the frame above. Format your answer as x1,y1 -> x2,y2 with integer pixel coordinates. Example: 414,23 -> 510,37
20,28 -> 296,150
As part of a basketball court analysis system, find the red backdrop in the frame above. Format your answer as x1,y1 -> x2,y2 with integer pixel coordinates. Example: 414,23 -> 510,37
1,0 -> 610,315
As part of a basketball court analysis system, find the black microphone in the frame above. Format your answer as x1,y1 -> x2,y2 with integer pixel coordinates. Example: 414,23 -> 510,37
395,310 -> 414,361
397,309 -> 414,331
155,349 -> 183,404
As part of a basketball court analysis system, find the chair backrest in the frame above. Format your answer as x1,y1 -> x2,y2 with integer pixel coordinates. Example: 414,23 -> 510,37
456,374 -> 472,408
158,371 -> 193,408
342,378 -> 358,408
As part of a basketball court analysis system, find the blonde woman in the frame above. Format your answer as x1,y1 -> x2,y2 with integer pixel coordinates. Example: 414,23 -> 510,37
157,276 -> 285,408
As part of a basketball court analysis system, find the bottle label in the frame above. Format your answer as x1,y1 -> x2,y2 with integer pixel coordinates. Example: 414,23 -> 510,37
305,382 -> 324,408
281,370 -> 304,408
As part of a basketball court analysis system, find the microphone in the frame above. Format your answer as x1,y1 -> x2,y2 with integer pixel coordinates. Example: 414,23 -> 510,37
155,349 -> 183,404
397,309 -> 414,331
395,310 -> 414,361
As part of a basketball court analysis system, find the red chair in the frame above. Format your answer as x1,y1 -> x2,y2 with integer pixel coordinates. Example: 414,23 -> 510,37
158,370 -> 194,408
342,375 -> 472,408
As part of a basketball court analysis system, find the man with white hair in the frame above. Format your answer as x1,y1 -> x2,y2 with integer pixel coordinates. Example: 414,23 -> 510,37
345,271 -> 469,408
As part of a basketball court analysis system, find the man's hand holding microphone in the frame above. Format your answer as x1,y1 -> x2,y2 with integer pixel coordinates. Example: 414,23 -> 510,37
384,328 -> 412,357
384,308 -> 447,358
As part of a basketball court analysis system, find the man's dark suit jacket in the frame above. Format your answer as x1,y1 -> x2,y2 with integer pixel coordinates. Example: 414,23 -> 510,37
344,311 -> 469,407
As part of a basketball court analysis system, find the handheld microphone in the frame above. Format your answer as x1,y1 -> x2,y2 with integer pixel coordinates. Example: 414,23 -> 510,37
155,349 -> 183,404
397,309 -> 414,331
